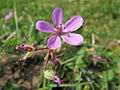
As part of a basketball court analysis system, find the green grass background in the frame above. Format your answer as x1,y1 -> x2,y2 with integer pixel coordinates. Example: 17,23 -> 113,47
0,0 -> 120,89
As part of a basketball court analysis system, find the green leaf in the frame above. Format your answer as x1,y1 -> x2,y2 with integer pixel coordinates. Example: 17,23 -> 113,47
83,85 -> 91,90
102,70 -> 115,82
49,81 -> 94,87
74,47 -> 86,72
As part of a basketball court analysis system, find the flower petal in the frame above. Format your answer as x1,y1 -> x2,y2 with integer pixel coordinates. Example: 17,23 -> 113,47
47,35 -> 61,49
5,12 -> 13,20
36,21 -> 55,33
63,16 -> 83,32
61,33 -> 83,45
52,8 -> 63,27
53,76 -> 61,85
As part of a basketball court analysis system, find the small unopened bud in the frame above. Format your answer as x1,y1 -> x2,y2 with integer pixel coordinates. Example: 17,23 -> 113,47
44,70 -> 62,85
53,76 -> 62,85
44,70 -> 55,80
52,58 -> 60,66
16,45 -> 33,52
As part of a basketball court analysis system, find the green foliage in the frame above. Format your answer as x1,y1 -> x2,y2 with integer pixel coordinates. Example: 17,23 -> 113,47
0,0 -> 120,89
5,80 -> 24,90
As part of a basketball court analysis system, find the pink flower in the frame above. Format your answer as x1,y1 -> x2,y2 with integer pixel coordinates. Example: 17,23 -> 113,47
4,12 -> 13,20
53,76 -> 62,85
36,8 -> 84,49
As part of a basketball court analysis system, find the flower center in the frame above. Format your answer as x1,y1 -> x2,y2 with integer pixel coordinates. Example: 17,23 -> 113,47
55,24 -> 63,36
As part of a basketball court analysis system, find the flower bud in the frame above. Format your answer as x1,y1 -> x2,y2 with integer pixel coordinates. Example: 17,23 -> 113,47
16,45 -> 33,52
44,70 -> 55,80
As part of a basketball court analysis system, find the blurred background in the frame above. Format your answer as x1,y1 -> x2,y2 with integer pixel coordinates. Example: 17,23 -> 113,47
0,0 -> 120,89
